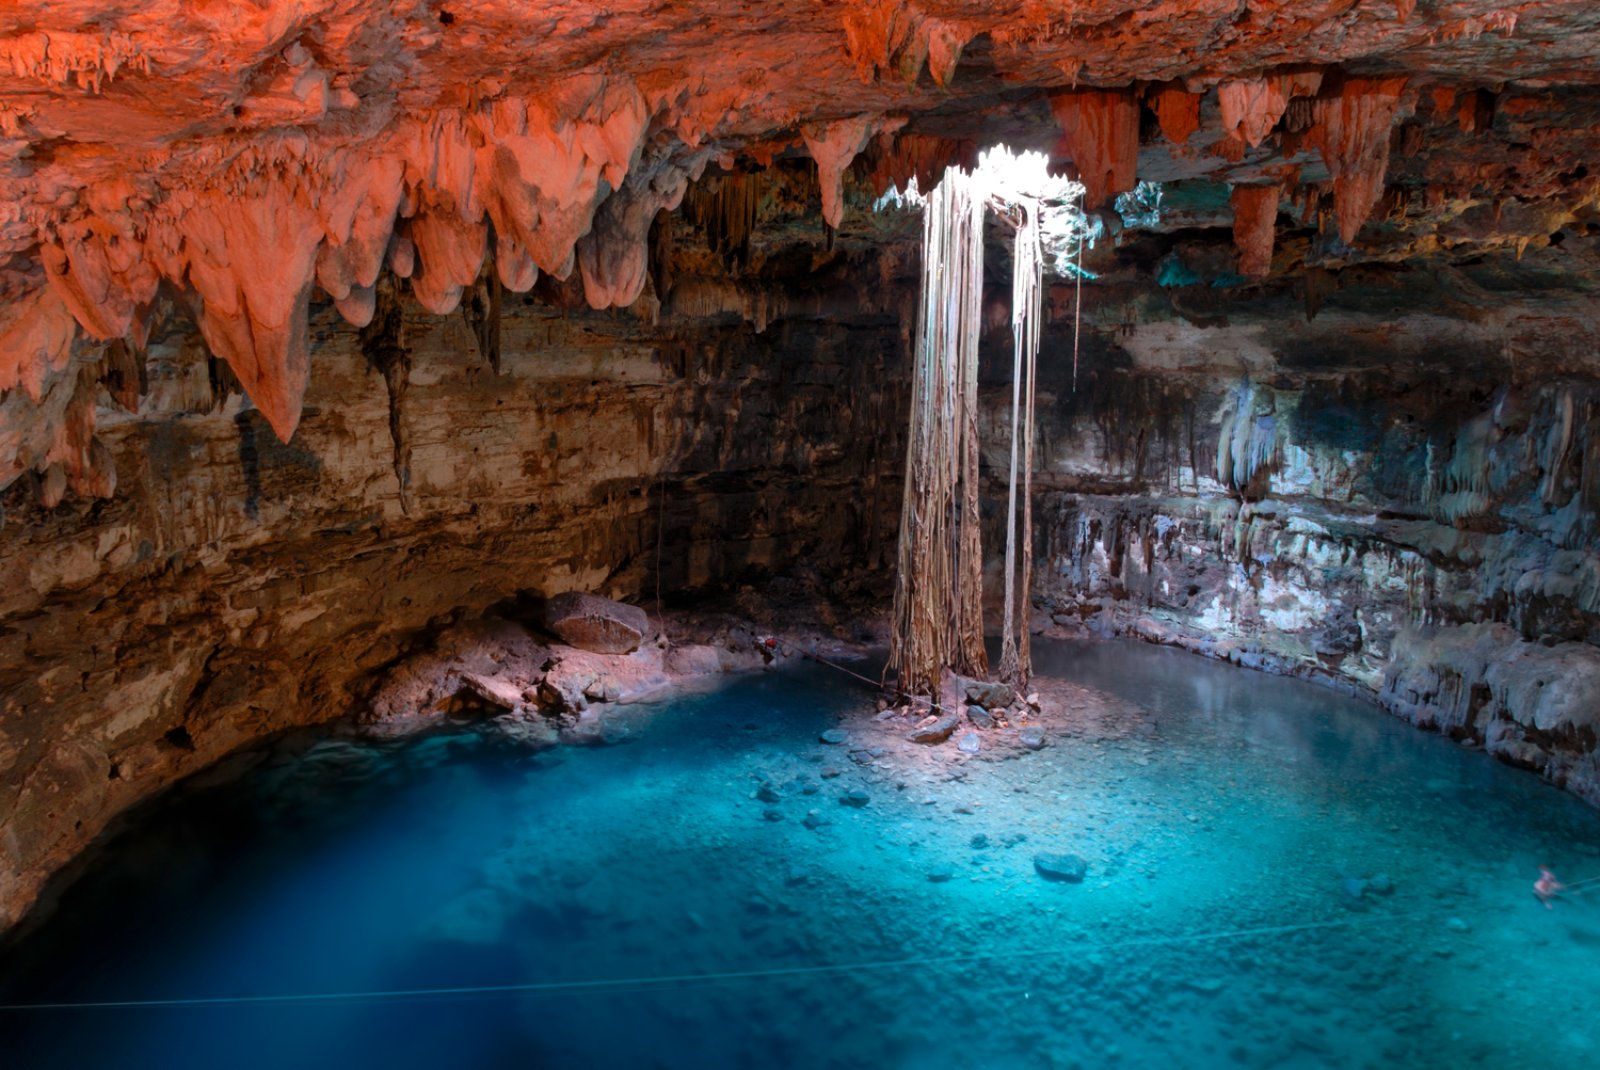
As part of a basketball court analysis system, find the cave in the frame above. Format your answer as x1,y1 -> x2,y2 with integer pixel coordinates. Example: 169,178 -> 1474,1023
2,2 -> 1600,1067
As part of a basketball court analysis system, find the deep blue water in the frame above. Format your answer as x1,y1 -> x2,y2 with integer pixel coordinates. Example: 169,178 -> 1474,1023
3,638 -> 1598,1069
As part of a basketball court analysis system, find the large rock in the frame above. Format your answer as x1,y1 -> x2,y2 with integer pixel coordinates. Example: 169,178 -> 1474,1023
1034,853 -> 1089,883
459,672 -> 523,710
665,643 -> 722,676
540,592 -> 650,654
908,711 -> 962,744
965,679 -> 1016,709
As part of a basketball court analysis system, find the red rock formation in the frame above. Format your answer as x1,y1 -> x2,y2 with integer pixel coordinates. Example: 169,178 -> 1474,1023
1147,83 -> 1201,148
1231,184 -> 1280,277
0,1 -> 1594,497
1309,76 -> 1409,243
1217,69 -> 1323,148
314,156 -> 406,329
152,176 -> 324,443
801,114 -> 905,229
841,0 -> 970,87
863,133 -> 972,197
0,285 -> 75,402
1049,88 -> 1139,208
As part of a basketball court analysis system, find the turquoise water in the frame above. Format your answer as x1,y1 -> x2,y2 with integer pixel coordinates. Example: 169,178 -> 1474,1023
3,638 -> 1598,1069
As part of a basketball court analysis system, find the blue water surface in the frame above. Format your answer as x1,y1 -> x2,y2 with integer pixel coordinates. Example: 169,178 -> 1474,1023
3,638 -> 1598,1069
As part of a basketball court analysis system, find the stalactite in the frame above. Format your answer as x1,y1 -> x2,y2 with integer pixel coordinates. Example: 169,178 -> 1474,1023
100,337 -> 146,412
1309,76 -> 1409,243
1049,88 -> 1139,207
839,0 -> 969,87
864,134 -> 972,198
577,159 -> 693,310
1231,183 -> 1280,277
461,258 -> 502,373
801,114 -> 905,229
1215,382 -> 1277,495
648,209 -> 674,306
681,172 -> 762,270
1147,83 -> 1201,148
1217,70 -> 1322,148
359,276 -> 413,515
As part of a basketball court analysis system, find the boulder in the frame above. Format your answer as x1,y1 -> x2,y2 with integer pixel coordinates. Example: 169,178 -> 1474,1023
665,643 -> 721,676
540,591 -> 650,654
965,679 -> 1015,709
908,712 -> 961,744
459,672 -> 522,710
1034,852 -> 1088,883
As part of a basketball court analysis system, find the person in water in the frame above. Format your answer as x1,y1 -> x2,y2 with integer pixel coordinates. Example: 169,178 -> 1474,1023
1534,865 -> 1565,909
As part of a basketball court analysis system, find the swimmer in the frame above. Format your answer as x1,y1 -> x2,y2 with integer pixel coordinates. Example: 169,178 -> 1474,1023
1534,865 -> 1565,909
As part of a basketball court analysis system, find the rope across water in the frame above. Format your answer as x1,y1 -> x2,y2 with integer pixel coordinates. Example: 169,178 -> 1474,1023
0,901 -> 1471,1013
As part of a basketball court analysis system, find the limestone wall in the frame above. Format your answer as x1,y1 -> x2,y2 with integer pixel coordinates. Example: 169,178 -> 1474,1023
0,289 -> 906,931
1011,258 -> 1600,803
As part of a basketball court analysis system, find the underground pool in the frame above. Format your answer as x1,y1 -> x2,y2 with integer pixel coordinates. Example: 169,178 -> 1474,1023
2,637 -> 1597,1069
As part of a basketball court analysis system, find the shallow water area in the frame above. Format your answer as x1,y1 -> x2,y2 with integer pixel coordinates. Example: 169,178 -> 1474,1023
3,637 -> 1599,1069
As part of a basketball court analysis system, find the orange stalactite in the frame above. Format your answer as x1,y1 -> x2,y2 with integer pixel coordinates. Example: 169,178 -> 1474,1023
1049,87 -> 1139,208
1231,183 -> 1280,277
864,133 -> 973,197
1309,76 -> 1409,244
1148,82 -> 1201,148
1218,69 -> 1323,148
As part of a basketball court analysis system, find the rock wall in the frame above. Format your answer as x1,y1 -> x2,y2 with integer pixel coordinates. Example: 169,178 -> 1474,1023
1009,250 -> 1600,803
0,275 -> 907,932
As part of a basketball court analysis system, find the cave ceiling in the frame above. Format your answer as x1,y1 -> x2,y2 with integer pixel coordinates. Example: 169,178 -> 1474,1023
2,1 -> 1599,501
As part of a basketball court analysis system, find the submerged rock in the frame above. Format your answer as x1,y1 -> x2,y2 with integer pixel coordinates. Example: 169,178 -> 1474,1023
490,716 -> 560,750
819,728 -> 849,745
957,731 -> 981,754
1034,853 -> 1089,883
908,712 -> 961,744
840,789 -> 871,808
1018,725 -> 1047,750
540,592 -> 650,654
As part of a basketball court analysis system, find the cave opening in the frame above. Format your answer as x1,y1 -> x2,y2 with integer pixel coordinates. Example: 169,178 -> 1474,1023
3,3 -> 1600,1067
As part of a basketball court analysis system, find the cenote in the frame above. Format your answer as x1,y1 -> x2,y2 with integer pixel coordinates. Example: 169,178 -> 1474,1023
3,638 -> 1597,1069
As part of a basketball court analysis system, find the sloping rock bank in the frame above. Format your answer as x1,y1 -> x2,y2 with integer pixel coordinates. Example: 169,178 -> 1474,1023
1016,253 -> 1600,804
0,272 -> 906,934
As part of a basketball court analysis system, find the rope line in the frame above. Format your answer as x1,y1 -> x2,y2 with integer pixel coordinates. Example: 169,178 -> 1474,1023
766,637 -> 882,692
0,904 -> 1457,1013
